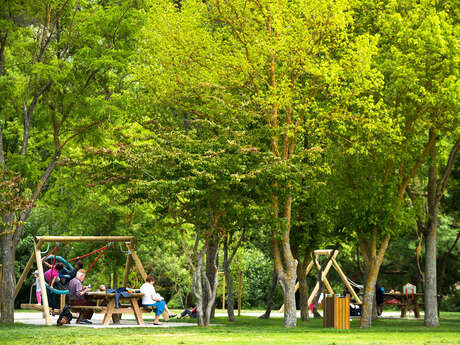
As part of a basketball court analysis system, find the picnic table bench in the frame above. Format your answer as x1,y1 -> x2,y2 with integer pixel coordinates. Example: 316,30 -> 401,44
70,292 -> 145,325
70,292 -> 170,325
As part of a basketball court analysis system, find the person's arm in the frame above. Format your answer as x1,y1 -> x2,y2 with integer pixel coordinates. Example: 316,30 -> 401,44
50,274 -> 56,288
43,261 -> 52,268
80,286 -> 90,295
151,286 -> 162,302
151,292 -> 163,302
75,280 -> 89,296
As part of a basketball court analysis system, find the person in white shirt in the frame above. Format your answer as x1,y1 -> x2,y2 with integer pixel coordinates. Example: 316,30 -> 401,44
140,275 -> 176,325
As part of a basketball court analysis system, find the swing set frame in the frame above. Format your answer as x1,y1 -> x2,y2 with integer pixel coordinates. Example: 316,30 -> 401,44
15,236 -> 148,326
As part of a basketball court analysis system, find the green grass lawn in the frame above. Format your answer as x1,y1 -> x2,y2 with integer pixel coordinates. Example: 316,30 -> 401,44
1,312 -> 459,345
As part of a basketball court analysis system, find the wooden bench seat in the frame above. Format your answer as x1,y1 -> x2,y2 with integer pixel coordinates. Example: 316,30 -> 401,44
119,304 -> 170,320
70,305 -> 170,320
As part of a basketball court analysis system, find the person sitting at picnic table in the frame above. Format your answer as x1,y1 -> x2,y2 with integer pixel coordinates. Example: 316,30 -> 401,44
140,275 -> 176,325
68,269 -> 95,324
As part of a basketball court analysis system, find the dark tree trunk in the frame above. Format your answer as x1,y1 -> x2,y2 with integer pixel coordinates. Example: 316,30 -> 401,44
312,258 -> 323,318
424,145 -> 440,327
223,237 -> 235,321
296,255 -> 310,322
359,232 -> 390,328
259,263 -> 278,319
204,232 -> 219,320
0,231 -> 16,323
203,237 -> 219,326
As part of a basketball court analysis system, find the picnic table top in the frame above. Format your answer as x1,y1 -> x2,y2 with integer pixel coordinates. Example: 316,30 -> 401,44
86,291 -> 144,298
384,292 -> 424,297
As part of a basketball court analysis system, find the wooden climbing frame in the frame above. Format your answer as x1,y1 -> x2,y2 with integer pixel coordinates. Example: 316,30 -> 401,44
280,249 -> 361,312
14,236 -> 152,326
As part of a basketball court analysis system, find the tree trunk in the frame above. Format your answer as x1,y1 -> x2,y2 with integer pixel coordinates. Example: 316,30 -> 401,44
192,253 -> 205,327
360,260 -> 379,327
223,238 -> 235,321
359,232 -> 390,328
272,196 -> 298,328
259,264 -> 278,319
279,273 -> 297,327
297,257 -> 310,322
424,153 -> 440,327
203,238 -> 219,326
312,257 -> 323,318
0,232 -> 16,323
204,232 -> 219,320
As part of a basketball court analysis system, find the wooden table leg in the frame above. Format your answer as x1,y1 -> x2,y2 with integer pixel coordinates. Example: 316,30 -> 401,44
112,314 -> 121,324
60,294 -> 66,313
401,304 -> 407,318
130,299 -> 144,325
414,297 -> 420,318
103,300 -> 115,326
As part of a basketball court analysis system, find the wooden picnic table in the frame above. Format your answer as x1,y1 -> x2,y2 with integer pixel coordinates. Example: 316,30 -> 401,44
72,291 -> 145,326
383,292 -> 424,318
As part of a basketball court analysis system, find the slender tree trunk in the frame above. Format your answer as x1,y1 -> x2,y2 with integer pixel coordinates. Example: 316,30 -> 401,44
204,232 -> 219,320
192,251 -> 205,326
223,238 -> 235,321
259,263 -> 278,319
272,196 -> 298,327
297,255 -> 310,322
438,231 -> 460,295
424,147 -> 440,327
312,256 -> 323,318
0,230 -> 16,323
359,232 -> 390,328
203,238 -> 219,326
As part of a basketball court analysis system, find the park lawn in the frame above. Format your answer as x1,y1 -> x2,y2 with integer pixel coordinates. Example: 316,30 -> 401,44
0,312 -> 459,345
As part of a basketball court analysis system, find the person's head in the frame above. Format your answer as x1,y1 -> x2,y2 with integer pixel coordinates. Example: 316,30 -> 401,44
55,263 -> 64,270
146,275 -> 155,284
74,261 -> 84,270
33,270 -> 38,277
99,284 -> 106,291
76,269 -> 86,281
57,316 -> 68,326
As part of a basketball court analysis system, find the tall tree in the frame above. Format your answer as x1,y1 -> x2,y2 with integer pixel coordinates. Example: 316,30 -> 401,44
0,0 -> 140,322
140,0 -> 379,327
342,0 -> 459,327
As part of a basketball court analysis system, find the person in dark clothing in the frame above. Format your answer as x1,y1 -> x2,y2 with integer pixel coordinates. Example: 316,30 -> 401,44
179,306 -> 197,319
376,284 -> 385,316
61,261 -> 84,287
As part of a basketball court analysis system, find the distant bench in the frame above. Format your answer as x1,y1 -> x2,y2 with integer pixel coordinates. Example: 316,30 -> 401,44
382,293 -> 424,318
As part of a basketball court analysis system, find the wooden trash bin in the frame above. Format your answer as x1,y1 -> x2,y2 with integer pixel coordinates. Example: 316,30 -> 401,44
323,295 -> 350,329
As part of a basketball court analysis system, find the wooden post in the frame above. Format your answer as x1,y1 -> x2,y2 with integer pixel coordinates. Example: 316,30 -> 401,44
128,244 -> 146,280
60,294 -> 66,312
34,241 -> 51,325
238,269 -> 242,316
331,259 -> 361,304
14,252 -> 36,299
